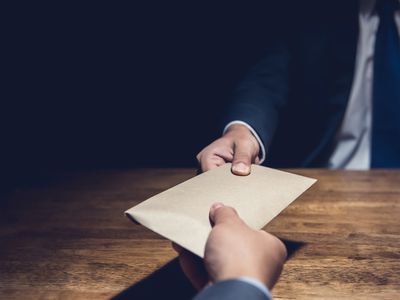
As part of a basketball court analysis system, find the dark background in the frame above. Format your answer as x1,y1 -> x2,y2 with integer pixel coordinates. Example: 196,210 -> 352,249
4,2 -> 283,190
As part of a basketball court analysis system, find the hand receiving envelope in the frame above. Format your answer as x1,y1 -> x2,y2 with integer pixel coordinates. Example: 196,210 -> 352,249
125,164 -> 316,257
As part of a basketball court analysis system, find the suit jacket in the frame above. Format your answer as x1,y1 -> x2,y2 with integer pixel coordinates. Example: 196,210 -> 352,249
223,1 -> 359,167
194,280 -> 270,300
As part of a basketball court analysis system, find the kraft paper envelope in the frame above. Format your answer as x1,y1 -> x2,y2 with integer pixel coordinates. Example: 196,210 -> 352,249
125,164 -> 316,257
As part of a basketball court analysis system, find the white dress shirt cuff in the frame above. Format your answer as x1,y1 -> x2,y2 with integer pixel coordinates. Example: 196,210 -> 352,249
237,277 -> 272,299
223,120 -> 266,164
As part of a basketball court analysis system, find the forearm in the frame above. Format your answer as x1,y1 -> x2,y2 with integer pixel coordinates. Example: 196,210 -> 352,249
223,43 -> 290,149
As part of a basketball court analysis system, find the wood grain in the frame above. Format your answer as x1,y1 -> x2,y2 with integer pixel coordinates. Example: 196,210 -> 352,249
0,169 -> 399,299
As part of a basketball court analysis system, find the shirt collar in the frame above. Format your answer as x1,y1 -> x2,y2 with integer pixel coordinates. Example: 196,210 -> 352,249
360,0 -> 400,17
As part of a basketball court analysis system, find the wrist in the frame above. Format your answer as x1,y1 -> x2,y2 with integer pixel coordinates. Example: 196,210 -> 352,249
213,261 -> 263,282
224,124 -> 260,155
223,121 -> 265,164
216,273 -> 266,287
224,124 -> 252,136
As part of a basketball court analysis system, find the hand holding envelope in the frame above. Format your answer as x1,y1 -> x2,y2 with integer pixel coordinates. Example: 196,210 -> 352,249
125,164 -> 316,258
173,202 -> 289,291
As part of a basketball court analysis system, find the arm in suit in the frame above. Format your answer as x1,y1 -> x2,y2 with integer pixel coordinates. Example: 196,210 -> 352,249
223,42 -> 290,151
194,279 -> 271,300
196,43 -> 291,174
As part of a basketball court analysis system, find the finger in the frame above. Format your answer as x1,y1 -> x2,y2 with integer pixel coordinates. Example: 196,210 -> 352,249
172,242 -> 184,254
209,203 -> 240,226
178,249 -> 209,290
214,148 -> 234,161
201,155 -> 224,172
231,141 -> 254,176
201,150 -> 232,172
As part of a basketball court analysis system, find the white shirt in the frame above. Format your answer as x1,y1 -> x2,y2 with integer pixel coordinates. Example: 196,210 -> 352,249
226,0 -> 400,170
328,0 -> 400,170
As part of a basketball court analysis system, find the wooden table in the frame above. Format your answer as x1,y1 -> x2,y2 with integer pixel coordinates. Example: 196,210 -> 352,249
0,169 -> 399,299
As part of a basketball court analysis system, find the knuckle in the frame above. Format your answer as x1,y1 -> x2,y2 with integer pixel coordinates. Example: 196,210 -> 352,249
227,206 -> 238,216
196,152 -> 202,162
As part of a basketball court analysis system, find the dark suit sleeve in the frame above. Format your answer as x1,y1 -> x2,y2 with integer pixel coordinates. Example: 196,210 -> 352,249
223,42 -> 290,150
193,279 -> 271,300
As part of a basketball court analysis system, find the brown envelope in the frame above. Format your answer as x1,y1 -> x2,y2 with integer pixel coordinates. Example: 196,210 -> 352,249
125,164 -> 316,257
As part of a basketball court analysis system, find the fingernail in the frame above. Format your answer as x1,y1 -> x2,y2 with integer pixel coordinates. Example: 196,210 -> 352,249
232,162 -> 250,175
211,202 -> 224,210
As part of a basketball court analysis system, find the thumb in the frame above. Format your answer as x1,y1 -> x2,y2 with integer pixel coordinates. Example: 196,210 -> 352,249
209,203 -> 240,226
231,141 -> 254,176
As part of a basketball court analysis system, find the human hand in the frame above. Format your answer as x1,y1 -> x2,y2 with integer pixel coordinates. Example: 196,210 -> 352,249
173,203 -> 287,290
196,124 -> 260,176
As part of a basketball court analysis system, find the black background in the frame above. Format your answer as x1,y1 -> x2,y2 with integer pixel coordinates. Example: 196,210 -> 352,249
4,2 -> 282,189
